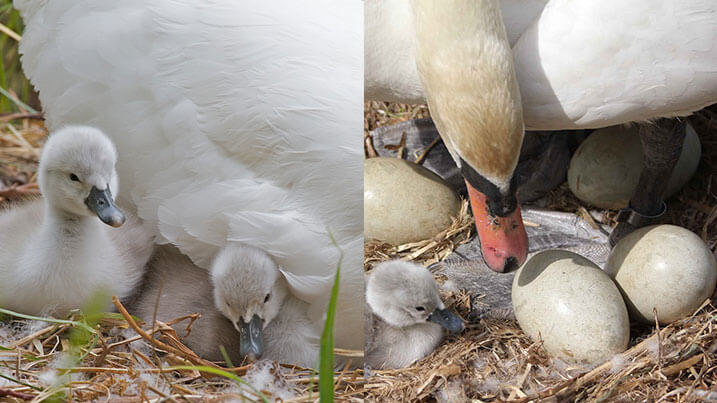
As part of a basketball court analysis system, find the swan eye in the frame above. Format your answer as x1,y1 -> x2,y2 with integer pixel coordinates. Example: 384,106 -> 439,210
69,173 -> 81,182
415,306 -> 425,312
264,293 -> 270,303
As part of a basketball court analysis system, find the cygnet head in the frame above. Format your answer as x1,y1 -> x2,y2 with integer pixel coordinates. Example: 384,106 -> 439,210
367,260 -> 464,333
38,126 -> 125,227
211,243 -> 288,361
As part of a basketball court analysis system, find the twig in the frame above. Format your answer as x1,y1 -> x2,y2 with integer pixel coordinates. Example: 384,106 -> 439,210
0,183 -> 40,199
0,22 -> 21,42
413,135 -> 441,165
396,132 -> 407,159
514,327 -> 674,402
111,296 -> 217,369
661,354 -> 704,376
364,134 -> 378,158
0,387 -> 34,400
0,112 -> 44,122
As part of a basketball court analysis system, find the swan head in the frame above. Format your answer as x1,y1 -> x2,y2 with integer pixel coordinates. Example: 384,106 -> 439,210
38,126 -> 125,227
366,260 -> 463,333
409,0 -> 528,273
211,243 -> 288,361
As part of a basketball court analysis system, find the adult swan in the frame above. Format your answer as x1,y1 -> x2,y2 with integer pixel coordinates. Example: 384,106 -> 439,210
16,0 -> 364,353
366,0 -> 717,271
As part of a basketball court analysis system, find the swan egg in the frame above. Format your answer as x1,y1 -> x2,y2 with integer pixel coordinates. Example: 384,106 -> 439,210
605,225 -> 717,325
568,124 -> 700,209
512,250 -> 630,365
364,157 -> 460,245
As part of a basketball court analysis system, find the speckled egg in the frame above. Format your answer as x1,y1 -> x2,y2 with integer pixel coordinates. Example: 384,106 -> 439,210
605,225 -> 717,325
512,250 -> 630,365
364,157 -> 460,245
568,124 -> 701,209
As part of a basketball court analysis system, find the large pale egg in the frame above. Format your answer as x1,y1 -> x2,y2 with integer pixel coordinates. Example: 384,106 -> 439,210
512,250 -> 630,365
605,225 -> 717,324
364,157 -> 460,245
568,124 -> 701,209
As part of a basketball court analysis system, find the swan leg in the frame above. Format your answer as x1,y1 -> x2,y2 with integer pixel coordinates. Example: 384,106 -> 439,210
609,119 -> 686,246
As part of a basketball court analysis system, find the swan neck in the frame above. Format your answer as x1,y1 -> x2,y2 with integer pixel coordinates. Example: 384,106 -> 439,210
410,0 -> 524,192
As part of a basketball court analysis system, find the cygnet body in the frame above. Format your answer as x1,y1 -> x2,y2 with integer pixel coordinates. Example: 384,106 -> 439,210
365,260 -> 464,369
0,126 -> 152,316
129,244 -> 318,368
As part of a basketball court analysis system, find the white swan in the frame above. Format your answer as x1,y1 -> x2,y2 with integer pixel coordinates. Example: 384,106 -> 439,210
0,126 -> 153,316
15,0 -> 363,351
366,0 -> 717,129
365,261 -> 464,369
130,245 -> 320,369
365,0 -> 717,270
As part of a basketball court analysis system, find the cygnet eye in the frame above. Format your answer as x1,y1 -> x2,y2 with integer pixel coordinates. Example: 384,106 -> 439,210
264,293 -> 271,303
69,173 -> 81,182
415,306 -> 425,312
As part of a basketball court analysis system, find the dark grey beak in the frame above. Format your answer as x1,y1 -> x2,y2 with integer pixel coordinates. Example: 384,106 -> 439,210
85,186 -> 125,228
428,308 -> 464,334
238,314 -> 264,361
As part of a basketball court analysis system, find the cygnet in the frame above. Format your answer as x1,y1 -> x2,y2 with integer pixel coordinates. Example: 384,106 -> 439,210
365,260 -> 464,369
129,244 -> 318,368
0,126 -> 153,316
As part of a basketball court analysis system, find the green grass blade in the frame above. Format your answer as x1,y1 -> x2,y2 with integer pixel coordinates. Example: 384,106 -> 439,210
219,345 -> 234,368
0,307 -> 96,334
0,44 -> 9,112
319,235 -> 344,402
169,365 -> 269,402
0,3 -> 14,14
0,85 -> 37,113
0,372 -> 43,391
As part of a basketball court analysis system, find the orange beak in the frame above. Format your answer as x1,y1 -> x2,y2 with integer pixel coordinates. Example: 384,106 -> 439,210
466,180 -> 528,272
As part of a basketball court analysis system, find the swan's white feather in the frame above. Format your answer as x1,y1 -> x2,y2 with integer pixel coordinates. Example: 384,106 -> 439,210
365,0 -> 717,129
513,0 -> 717,129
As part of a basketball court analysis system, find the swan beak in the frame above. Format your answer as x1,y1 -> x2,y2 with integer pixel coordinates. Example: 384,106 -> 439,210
85,186 -> 125,228
428,308 -> 464,334
465,180 -> 528,272
237,314 -> 264,361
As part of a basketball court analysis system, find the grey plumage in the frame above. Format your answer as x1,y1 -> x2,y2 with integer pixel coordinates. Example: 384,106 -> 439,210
365,260 -> 463,369
128,245 -> 319,368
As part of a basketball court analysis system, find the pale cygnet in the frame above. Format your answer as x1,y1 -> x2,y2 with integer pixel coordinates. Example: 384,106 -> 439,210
129,244 -> 318,368
211,243 -> 318,367
127,245 -> 245,362
0,126 -> 153,316
365,260 -> 464,369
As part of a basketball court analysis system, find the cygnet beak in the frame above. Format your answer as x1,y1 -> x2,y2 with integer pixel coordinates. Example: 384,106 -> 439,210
236,314 -> 264,361
428,308 -> 464,334
85,186 -> 125,227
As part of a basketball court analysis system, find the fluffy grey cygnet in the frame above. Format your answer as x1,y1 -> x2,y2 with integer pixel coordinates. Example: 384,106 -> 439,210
129,244 -> 318,368
0,126 -> 152,316
365,260 -> 464,369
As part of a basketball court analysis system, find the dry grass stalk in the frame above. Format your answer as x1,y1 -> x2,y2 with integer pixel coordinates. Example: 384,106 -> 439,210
364,199 -> 473,271
0,119 -> 369,401
0,298 -> 367,401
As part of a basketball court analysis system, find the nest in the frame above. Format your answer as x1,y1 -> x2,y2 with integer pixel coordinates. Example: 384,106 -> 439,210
364,301 -> 716,402
364,199 -> 473,272
364,102 -> 717,401
0,297 -> 366,401
0,120 -> 368,401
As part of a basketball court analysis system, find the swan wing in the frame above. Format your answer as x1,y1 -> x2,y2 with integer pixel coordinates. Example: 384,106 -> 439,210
18,1 -> 363,325
514,0 -> 717,129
